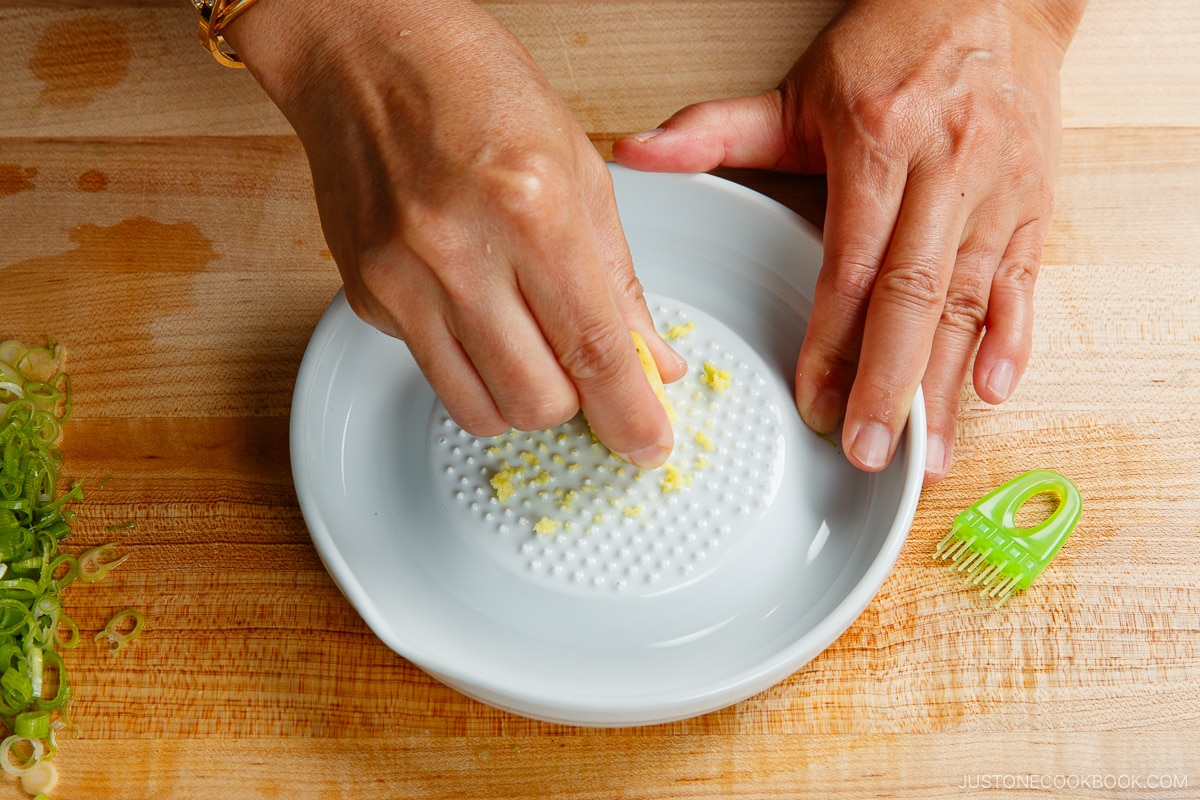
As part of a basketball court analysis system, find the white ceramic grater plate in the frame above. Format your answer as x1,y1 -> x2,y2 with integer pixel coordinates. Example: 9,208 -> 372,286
291,165 -> 926,726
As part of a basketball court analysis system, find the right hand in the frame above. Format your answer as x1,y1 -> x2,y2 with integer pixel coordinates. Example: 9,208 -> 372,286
224,0 -> 684,467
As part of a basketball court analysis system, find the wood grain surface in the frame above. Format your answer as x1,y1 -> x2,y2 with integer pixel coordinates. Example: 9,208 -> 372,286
2,1 -> 1199,798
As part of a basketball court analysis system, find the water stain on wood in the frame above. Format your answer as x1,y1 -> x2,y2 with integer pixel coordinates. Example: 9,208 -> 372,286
2,216 -> 217,338
28,15 -> 132,109
77,169 -> 109,193
0,164 -> 37,198
63,217 -> 215,275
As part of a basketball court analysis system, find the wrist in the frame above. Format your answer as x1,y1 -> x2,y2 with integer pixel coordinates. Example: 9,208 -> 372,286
219,0 -> 506,113
191,0 -> 264,67
217,0 -> 317,94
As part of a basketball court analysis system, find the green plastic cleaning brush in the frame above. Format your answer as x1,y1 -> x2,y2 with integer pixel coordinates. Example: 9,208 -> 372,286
934,470 -> 1082,607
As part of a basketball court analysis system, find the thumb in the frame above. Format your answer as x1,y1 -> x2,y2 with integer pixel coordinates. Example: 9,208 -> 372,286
613,90 -> 798,173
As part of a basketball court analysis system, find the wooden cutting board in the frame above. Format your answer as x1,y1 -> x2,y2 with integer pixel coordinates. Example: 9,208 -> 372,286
1,2 -> 1198,797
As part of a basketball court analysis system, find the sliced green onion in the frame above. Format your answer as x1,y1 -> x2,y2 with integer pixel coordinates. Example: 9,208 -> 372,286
33,651 -> 69,712
0,341 -> 127,786
0,599 -> 32,636
33,481 -> 81,520
25,615 -> 56,651
0,644 -> 20,672
20,759 -> 57,796
25,647 -> 43,700
76,543 -> 129,583
15,347 -> 58,384
0,514 -> 27,561
7,557 -> 41,577
52,612 -> 79,651
95,609 -> 146,653
0,342 -> 25,366
29,411 -> 61,450
20,384 -> 59,405
45,719 -> 64,757
2,666 -> 33,707
45,555 -> 77,592
13,711 -> 49,740
0,359 -> 21,386
0,578 -> 42,599
0,476 -> 20,504
0,734 -> 44,776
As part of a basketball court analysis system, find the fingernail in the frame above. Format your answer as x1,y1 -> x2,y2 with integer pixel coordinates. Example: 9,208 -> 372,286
629,128 -> 664,143
850,423 -> 892,471
625,444 -> 671,469
806,389 -> 844,434
925,435 -> 947,478
986,360 -> 1015,401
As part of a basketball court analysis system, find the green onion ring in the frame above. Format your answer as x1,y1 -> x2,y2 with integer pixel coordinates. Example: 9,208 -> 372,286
0,734 -> 44,776
95,609 -> 146,654
76,543 -> 129,583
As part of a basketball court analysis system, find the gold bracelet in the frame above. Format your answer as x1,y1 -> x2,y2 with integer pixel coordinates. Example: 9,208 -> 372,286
192,0 -> 262,68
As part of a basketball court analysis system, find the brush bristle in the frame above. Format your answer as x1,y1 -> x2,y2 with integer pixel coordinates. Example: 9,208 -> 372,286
934,526 -> 977,562
935,525 -> 1026,607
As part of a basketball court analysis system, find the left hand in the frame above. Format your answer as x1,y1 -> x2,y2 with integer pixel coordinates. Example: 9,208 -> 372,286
613,0 -> 1086,483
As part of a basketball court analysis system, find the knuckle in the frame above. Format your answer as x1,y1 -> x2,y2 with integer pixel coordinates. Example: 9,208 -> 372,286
611,269 -> 647,307
556,321 -> 628,388
938,247 -> 994,334
878,256 -> 946,310
797,349 -> 860,404
822,251 -> 880,305
849,379 -> 907,430
995,219 -> 1046,288
942,91 -> 992,151
995,251 -> 1041,290
996,143 -> 1048,198
920,372 -> 966,414
851,88 -> 915,145
489,154 -> 571,231
939,283 -> 989,336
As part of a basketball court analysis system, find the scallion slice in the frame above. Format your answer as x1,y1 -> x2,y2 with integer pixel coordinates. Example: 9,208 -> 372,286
0,338 -> 141,786
95,609 -> 146,654
76,543 -> 130,584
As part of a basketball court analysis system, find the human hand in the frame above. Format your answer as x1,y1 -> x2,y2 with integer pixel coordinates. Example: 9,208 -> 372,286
225,0 -> 684,467
613,0 -> 1085,482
